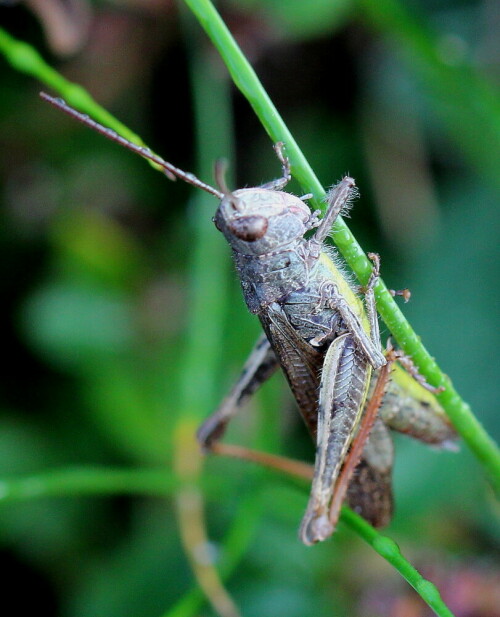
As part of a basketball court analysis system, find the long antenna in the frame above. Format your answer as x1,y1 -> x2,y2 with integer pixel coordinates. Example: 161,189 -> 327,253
39,92 -> 224,200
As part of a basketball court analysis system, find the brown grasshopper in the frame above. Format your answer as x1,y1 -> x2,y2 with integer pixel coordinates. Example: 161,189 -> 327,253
41,92 -> 457,545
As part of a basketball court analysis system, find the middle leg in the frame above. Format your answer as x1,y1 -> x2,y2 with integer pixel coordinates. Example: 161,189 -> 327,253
197,334 -> 278,450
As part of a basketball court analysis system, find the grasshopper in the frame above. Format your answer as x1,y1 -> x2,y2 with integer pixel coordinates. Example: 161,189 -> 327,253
41,93 -> 457,545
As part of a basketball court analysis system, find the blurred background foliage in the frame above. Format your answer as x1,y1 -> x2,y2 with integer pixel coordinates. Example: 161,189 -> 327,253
0,0 -> 499,616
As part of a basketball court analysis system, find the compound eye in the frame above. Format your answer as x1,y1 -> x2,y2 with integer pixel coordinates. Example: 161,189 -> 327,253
228,215 -> 268,242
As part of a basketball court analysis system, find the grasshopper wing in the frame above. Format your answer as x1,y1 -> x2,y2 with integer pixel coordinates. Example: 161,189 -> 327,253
346,418 -> 394,528
259,302 -> 323,436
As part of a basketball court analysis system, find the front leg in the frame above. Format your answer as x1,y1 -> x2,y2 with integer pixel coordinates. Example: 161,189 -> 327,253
309,177 -> 357,247
311,281 -> 386,369
299,334 -> 371,545
307,176 -> 385,368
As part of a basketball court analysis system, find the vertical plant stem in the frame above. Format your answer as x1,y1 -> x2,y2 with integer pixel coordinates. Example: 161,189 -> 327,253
172,11 -> 240,617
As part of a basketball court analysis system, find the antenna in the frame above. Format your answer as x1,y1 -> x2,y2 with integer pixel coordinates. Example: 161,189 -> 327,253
39,92 -> 224,200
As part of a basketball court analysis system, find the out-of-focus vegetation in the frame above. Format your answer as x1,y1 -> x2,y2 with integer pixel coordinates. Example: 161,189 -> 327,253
0,1 -> 499,616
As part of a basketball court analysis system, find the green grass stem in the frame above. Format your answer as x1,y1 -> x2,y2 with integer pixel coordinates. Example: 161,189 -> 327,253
0,467 -> 178,501
0,27 -> 151,151
340,507 -> 456,617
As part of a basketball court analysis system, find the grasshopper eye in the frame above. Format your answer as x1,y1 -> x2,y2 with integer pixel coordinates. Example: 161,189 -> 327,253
228,215 -> 268,241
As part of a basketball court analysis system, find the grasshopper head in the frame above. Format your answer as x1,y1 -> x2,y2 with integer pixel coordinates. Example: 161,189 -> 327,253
214,188 -> 312,255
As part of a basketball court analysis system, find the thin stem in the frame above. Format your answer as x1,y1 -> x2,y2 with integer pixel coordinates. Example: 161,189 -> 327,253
164,492 -> 263,617
0,28 -> 145,146
174,425 -> 241,617
0,467 -> 178,501
340,508 -> 456,617
171,12 -> 240,617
